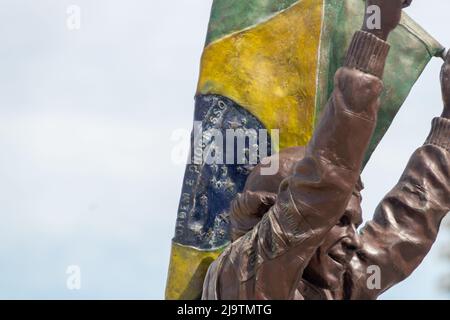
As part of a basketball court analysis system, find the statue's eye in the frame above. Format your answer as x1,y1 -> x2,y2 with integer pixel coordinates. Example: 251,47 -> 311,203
339,215 -> 351,227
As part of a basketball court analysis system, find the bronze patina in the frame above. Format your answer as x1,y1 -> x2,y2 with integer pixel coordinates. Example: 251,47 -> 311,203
202,0 -> 450,300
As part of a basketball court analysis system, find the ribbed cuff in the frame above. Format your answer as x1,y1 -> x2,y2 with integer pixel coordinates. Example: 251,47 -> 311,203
425,117 -> 450,152
344,31 -> 390,79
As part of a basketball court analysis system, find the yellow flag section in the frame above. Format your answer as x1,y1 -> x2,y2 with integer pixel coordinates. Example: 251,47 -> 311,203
197,0 -> 323,151
165,243 -> 226,300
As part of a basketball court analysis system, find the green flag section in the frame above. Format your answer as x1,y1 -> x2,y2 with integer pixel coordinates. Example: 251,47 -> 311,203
166,0 -> 444,300
199,0 -> 444,158
317,0 -> 445,164
206,0 -> 299,45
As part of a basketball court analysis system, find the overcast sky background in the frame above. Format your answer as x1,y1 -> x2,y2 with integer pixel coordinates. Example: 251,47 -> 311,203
0,0 -> 449,299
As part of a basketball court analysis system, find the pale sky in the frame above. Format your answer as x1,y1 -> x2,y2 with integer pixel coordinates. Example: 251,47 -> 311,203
0,0 -> 448,299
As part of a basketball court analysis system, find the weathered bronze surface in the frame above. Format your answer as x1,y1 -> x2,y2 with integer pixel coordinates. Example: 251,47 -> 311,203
203,0 -> 450,299
166,0 -> 444,300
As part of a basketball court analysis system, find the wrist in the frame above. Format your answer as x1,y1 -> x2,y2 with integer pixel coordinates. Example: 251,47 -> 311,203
345,31 -> 390,78
361,25 -> 389,41
441,108 -> 450,119
425,117 -> 450,151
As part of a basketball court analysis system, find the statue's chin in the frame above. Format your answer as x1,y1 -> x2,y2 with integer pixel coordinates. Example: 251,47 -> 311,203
303,257 -> 346,291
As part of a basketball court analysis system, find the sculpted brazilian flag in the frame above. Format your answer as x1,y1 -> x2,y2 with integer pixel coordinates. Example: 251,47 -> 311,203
165,0 -> 444,299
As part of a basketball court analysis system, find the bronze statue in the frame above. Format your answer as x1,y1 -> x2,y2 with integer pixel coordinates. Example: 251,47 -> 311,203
202,0 -> 450,299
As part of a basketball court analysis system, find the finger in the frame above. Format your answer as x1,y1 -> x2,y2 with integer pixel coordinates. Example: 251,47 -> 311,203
230,191 -> 277,241
402,0 -> 412,8
233,191 -> 277,218
437,48 -> 447,62
442,49 -> 450,64
244,191 -> 277,216
446,50 -> 450,64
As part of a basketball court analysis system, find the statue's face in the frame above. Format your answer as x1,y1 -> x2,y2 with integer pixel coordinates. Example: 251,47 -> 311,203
244,147 -> 364,292
303,193 -> 363,291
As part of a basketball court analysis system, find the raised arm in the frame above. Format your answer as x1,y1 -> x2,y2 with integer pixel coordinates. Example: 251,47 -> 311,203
350,53 -> 450,300
203,0 -> 407,300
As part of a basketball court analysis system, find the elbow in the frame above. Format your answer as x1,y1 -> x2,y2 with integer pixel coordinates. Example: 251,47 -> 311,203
286,155 -> 358,214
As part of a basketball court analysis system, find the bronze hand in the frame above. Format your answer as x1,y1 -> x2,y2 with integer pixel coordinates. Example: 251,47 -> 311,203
362,0 -> 412,40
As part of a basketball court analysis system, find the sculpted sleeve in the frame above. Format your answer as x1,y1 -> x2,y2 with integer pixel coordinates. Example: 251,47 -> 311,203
349,117 -> 450,299
202,31 -> 390,300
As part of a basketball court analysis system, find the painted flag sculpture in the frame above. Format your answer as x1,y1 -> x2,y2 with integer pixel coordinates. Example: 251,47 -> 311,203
165,0 -> 444,300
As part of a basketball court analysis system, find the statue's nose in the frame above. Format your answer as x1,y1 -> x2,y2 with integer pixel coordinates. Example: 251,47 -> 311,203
342,226 -> 362,253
